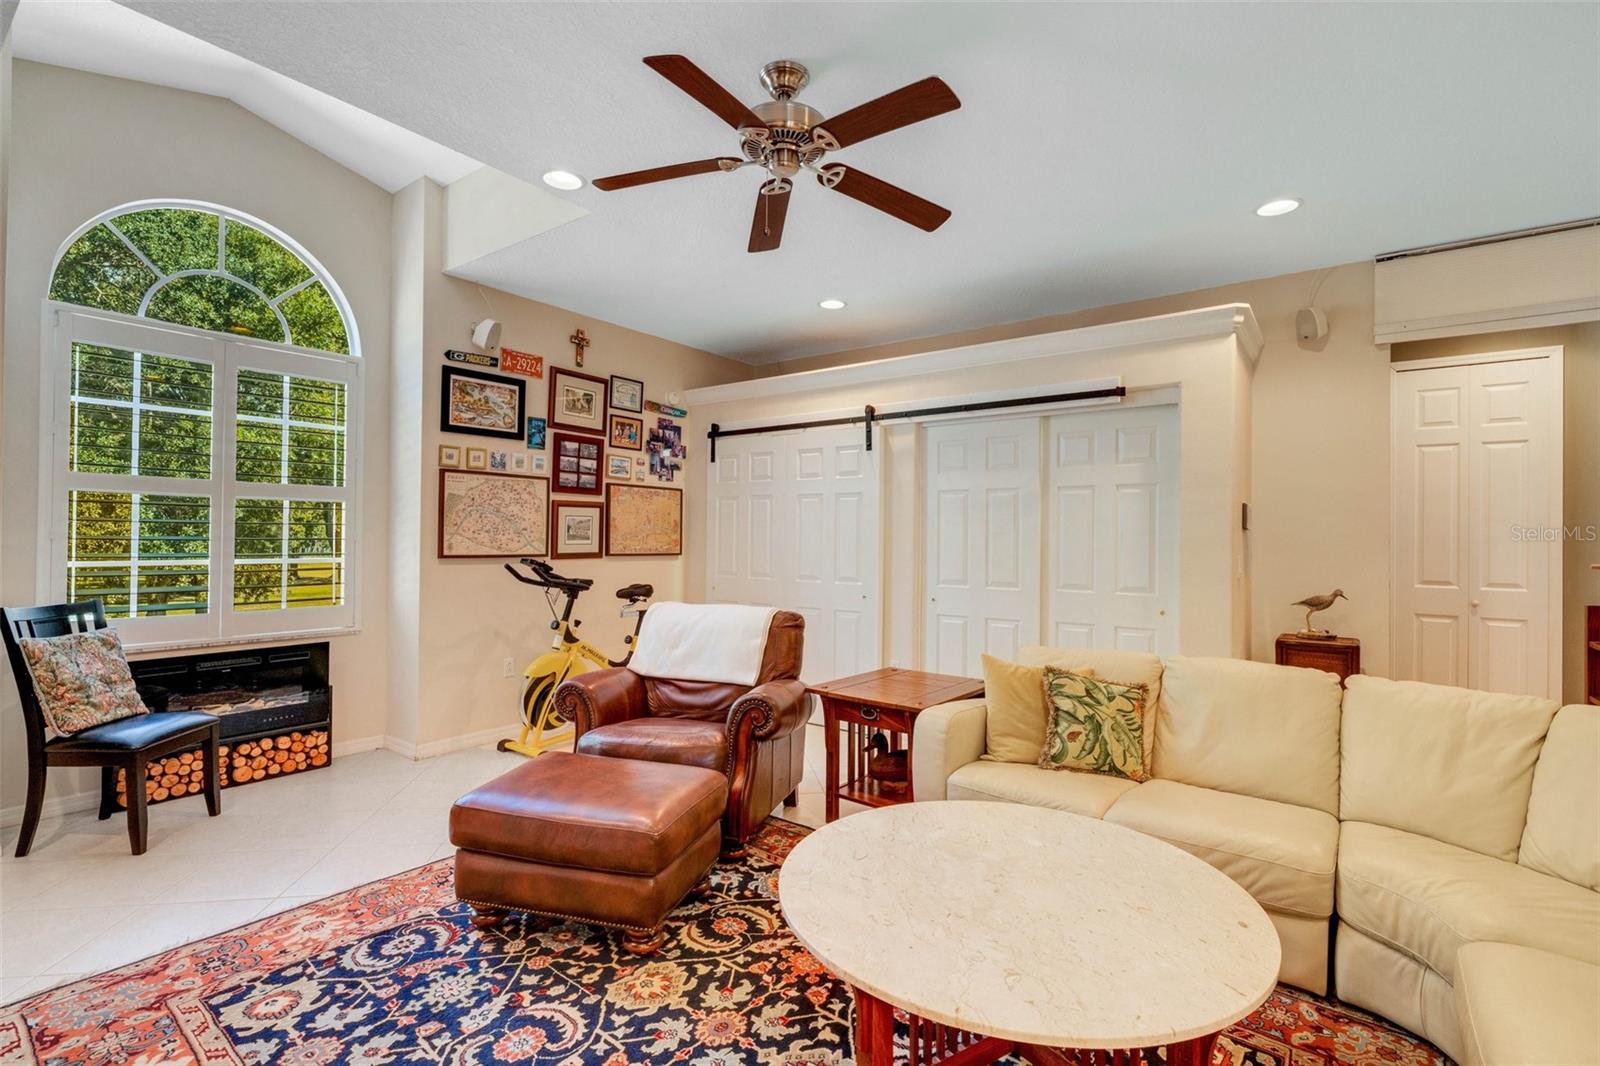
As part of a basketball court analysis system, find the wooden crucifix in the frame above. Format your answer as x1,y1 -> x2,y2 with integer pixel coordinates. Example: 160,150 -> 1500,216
568,328 -> 590,368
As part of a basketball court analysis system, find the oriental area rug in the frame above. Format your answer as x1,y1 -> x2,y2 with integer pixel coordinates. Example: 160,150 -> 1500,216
1,819 -> 1443,1066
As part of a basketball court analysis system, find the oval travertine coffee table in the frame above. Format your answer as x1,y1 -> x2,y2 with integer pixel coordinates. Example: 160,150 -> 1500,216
779,802 -> 1280,1066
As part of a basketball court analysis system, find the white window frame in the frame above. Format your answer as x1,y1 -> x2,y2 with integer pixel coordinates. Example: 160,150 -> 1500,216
39,304 -> 364,650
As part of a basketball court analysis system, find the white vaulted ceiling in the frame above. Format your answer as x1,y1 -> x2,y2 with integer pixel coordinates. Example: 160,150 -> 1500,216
60,3 -> 1600,361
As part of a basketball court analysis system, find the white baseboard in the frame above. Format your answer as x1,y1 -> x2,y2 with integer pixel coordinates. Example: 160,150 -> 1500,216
400,723 -> 533,760
332,735 -> 387,758
0,788 -> 100,829
0,726 -> 524,827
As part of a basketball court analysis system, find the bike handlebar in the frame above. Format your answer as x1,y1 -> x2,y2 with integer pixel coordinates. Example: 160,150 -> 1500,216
505,560 -> 593,593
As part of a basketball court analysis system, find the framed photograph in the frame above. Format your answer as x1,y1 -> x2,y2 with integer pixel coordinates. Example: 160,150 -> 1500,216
438,444 -> 462,469
548,366 -> 608,434
441,365 -> 525,439
439,470 -> 549,558
465,447 -> 488,470
609,374 -> 644,413
532,455 -> 548,474
551,431 -> 604,495
607,455 -> 633,479
526,417 -> 547,450
605,484 -> 683,556
488,449 -> 510,472
551,499 -> 604,559
511,453 -> 530,473
608,413 -> 643,451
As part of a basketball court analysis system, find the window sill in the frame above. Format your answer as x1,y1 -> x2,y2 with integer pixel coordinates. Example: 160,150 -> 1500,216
125,624 -> 363,657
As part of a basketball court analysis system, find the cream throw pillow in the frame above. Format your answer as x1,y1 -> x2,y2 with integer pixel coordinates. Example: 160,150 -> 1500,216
980,654 -> 1096,764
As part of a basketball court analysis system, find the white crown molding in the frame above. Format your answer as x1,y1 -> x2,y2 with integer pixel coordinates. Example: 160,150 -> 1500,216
686,304 -> 1263,407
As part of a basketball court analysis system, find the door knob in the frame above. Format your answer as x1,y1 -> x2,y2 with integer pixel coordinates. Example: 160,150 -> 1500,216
1470,600 -> 1481,610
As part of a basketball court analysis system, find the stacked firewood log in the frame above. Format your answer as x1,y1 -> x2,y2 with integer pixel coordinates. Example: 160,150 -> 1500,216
116,728 -> 331,807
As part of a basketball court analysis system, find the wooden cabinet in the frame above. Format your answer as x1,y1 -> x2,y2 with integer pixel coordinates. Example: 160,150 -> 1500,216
1275,634 -> 1361,683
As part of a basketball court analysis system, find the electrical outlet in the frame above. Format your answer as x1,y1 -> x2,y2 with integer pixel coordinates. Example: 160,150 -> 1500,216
502,656 -> 516,678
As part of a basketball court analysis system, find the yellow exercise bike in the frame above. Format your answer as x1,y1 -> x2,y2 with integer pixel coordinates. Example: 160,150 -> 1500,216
496,557 -> 652,757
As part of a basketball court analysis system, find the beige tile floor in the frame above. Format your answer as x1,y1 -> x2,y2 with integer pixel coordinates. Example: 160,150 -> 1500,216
0,722 -> 857,1005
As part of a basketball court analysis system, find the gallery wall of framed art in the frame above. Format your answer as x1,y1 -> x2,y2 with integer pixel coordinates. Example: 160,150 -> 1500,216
433,322 -> 690,567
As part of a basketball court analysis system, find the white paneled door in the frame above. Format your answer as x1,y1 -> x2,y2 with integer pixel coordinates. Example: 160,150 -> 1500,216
924,419 -> 1042,675
1047,405 -> 1180,655
707,427 -> 881,686
1392,353 -> 1560,697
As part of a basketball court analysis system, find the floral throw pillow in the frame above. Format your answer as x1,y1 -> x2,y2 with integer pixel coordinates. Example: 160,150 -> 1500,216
18,629 -> 149,737
1038,666 -> 1150,781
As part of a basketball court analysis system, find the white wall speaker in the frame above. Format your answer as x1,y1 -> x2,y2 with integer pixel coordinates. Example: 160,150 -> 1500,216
1295,306 -> 1329,343
472,319 -> 502,351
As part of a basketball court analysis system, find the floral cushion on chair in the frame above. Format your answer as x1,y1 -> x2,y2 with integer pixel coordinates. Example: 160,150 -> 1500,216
18,629 -> 149,737
1038,666 -> 1150,781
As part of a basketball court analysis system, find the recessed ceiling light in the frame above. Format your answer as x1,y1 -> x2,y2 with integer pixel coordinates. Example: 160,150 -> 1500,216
542,170 -> 584,191
819,298 -> 846,310
1256,198 -> 1301,217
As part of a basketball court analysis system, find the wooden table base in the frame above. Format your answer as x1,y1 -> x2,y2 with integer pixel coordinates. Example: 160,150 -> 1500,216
853,989 -> 1219,1066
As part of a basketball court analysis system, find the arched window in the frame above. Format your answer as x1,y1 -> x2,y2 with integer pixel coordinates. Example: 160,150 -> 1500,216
49,203 -> 354,355
45,202 -> 361,646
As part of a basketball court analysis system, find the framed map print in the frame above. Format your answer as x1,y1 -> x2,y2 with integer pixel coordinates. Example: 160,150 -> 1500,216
438,470 -> 549,558
552,500 -> 603,559
441,365 -> 525,440
548,366 -> 608,434
552,431 -> 603,495
605,484 -> 682,556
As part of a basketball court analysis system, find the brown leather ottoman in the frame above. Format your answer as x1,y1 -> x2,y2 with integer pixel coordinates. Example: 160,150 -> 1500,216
449,751 -> 727,954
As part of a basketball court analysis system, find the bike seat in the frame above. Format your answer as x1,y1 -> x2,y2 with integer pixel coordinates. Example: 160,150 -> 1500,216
616,583 -> 653,601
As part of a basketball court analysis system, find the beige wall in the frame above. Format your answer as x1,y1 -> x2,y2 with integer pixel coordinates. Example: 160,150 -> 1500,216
1392,322 -> 1600,704
0,62 -> 398,815
759,262 -> 1392,672
397,178 -> 750,751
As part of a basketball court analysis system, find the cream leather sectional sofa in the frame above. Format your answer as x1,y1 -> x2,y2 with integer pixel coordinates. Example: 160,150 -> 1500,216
911,648 -> 1599,1065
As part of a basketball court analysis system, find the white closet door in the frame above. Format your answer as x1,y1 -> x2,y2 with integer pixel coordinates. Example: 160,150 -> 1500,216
1046,405 -> 1180,655
924,418 -> 1041,675
789,431 -> 881,685
708,440 -> 784,609
706,428 -> 881,686
1392,366 -> 1471,686
1393,355 -> 1557,696
1466,358 -> 1553,696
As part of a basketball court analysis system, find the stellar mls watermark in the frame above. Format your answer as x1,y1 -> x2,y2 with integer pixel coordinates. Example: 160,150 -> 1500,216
1510,524 -> 1599,542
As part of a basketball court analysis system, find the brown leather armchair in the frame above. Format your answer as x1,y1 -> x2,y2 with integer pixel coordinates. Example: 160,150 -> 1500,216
554,610 -> 807,851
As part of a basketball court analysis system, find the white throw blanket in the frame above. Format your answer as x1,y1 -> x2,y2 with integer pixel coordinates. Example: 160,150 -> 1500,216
627,602 -> 778,686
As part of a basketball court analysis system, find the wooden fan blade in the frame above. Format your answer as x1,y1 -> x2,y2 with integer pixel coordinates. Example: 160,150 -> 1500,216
811,76 -> 960,150
593,158 -> 742,191
643,54 -> 765,131
817,165 -> 950,232
748,180 -> 792,253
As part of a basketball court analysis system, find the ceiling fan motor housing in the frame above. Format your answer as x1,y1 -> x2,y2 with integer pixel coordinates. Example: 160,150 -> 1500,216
742,97 -> 826,176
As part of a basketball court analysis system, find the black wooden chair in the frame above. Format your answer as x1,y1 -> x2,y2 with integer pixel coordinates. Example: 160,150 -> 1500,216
2,599 -> 222,857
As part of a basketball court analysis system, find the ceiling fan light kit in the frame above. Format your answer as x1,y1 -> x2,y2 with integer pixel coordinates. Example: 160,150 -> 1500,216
594,55 -> 961,253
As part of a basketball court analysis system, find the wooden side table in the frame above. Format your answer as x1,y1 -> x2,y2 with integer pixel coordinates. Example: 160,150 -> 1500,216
1275,634 -> 1361,683
807,668 -> 985,822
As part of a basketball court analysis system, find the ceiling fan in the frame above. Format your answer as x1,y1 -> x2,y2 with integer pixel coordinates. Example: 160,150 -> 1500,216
593,56 -> 960,253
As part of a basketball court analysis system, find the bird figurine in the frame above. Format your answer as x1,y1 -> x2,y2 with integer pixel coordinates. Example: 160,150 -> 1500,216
1292,589 -> 1347,638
